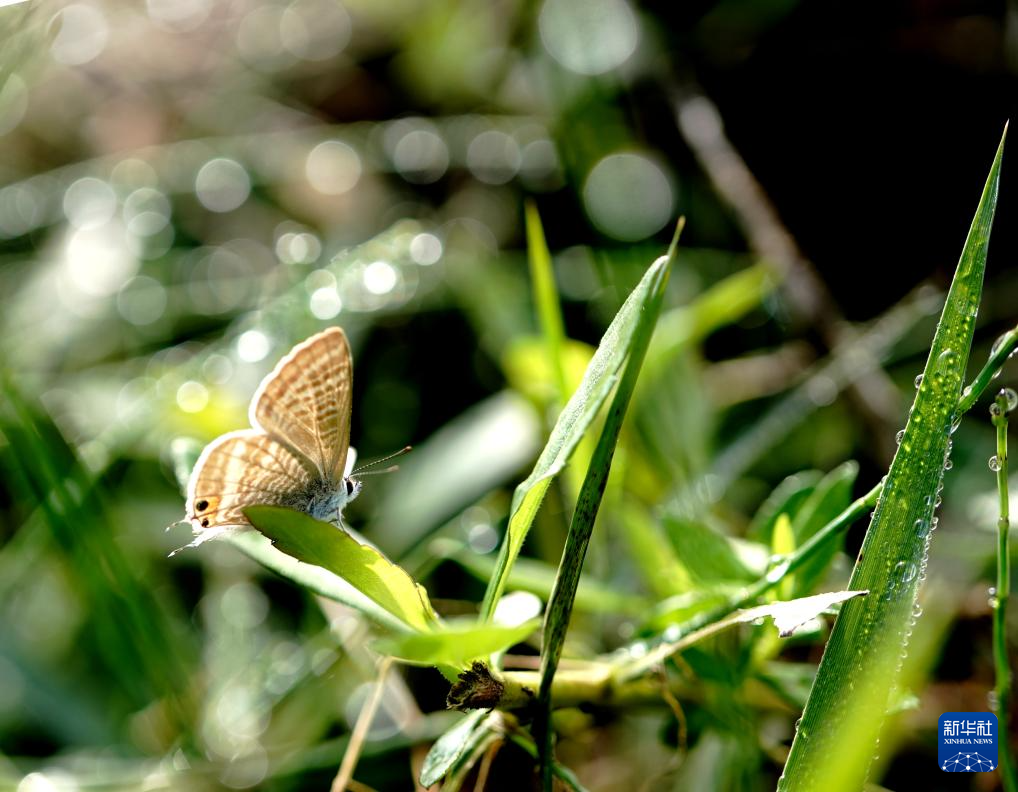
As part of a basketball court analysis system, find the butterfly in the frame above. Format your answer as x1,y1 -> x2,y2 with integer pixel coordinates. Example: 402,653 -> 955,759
183,326 -> 363,547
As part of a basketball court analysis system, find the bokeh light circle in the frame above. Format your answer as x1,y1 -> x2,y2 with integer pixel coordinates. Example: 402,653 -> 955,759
305,141 -> 361,195
538,0 -> 638,76
195,158 -> 251,213
385,121 -> 449,184
582,152 -> 675,241
50,4 -> 109,66
63,178 -> 116,230
117,275 -> 167,326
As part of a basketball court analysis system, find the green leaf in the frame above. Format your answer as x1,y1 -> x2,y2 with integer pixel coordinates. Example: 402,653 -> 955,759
623,590 -> 869,679
244,505 -> 438,633
664,515 -> 757,586
779,126 -> 1005,792
480,244 -> 678,620
787,461 -> 858,595
221,531 -> 413,635
419,710 -> 487,787
748,471 -> 822,542
526,200 -> 569,401
618,503 -> 693,598
374,620 -> 538,668
503,337 -> 594,406
535,225 -> 680,785
772,514 -> 796,600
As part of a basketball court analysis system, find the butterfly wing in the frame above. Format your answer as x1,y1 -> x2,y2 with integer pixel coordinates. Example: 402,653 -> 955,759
250,326 -> 352,485
185,429 -> 315,542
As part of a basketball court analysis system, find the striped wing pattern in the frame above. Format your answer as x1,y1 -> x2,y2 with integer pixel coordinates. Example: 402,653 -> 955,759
250,326 -> 352,484
185,429 -> 314,539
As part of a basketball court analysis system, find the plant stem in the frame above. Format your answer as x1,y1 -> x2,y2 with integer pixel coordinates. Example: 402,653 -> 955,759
992,390 -> 1017,792
958,324 -> 1018,414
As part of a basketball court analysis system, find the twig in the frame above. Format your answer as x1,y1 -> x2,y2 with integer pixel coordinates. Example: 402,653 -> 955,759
674,89 -> 901,458
332,657 -> 394,792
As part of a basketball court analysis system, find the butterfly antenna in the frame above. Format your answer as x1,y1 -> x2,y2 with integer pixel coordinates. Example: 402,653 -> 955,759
352,445 -> 412,474
355,464 -> 401,477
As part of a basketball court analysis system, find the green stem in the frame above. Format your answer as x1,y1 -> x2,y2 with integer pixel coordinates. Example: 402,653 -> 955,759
958,324 -> 1018,414
992,390 -> 1017,792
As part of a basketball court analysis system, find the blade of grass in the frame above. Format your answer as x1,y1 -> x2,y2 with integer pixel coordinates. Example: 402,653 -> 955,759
479,228 -> 682,621
778,125 -> 1005,792
0,378 -> 192,725
526,200 -> 568,402
534,225 -> 679,788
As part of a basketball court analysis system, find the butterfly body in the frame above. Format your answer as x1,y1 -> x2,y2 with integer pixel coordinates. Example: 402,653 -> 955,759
284,475 -> 361,523
184,327 -> 359,546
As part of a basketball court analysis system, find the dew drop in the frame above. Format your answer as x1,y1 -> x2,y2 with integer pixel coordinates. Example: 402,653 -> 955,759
944,458 -> 953,471
914,518 -> 930,538
1003,388 -> 1018,412
991,332 -> 1010,357
990,455 -> 1001,472
895,429 -> 905,445
936,348 -> 957,374
914,373 -> 924,388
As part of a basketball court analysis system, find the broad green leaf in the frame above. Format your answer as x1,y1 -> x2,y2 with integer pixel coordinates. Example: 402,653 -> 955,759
245,505 -> 438,633
664,515 -> 757,586
787,461 -> 858,595
419,710 -> 487,787
619,503 -> 692,597
222,531 -> 413,635
374,620 -> 538,668
748,471 -> 823,541
779,126 -> 1005,792
480,249 -> 676,620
